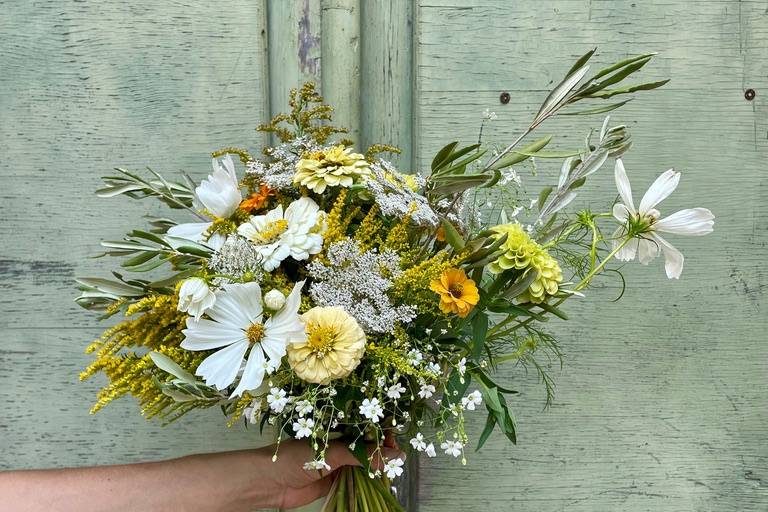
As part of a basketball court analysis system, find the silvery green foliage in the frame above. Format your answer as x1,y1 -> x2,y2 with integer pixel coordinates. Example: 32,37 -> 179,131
364,160 -> 439,228
308,239 -> 416,334
245,136 -> 322,190
208,234 -> 263,281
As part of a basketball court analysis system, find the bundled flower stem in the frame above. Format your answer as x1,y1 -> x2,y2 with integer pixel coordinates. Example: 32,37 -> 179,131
77,50 -> 713,510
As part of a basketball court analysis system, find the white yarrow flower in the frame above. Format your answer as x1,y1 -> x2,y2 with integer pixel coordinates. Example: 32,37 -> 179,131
167,155 -> 242,251
238,196 -> 324,271
180,281 -> 306,397
292,417 -> 315,439
612,160 -> 714,279
359,398 -> 384,423
177,277 -> 216,320
461,390 -> 483,411
386,383 -> 406,399
441,440 -> 463,457
383,458 -> 405,479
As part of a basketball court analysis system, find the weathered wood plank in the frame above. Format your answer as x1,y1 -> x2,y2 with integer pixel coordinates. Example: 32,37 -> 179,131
414,1 -> 768,511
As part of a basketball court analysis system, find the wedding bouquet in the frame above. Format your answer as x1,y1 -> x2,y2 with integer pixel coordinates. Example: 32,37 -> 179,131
77,50 -> 713,511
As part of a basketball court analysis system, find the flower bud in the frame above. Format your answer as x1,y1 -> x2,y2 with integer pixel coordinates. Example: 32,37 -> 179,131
264,289 -> 286,311
177,277 -> 215,320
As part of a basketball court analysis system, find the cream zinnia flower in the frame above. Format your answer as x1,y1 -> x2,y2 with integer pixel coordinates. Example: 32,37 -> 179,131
168,155 -> 242,251
237,196 -> 324,271
180,281 -> 306,397
294,145 -> 371,193
613,160 -> 714,279
287,306 -> 366,384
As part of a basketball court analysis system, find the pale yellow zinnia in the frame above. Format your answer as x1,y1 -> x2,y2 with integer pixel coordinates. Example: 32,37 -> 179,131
294,145 -> 371,194
287,306 -> 366,384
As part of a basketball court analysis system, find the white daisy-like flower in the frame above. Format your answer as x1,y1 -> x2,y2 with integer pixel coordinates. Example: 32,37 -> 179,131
267,388 -> 290,413
359,398 -> 384,423
425,443 -> 436,458
441,440 -> 463,457
294,400 -> 313,417
303,459 -> 331,471
386,383 -> 406,400
407,349 -> 423,367
177,277 -> 216,320
180,281 -> 306,397
383,458 -> 405,479
293,417 -> 315,439
410,433 -> 427,451
168,155 -> 242,251
612,160 -> 714,279
427,362 -> 441,376
238,196 -> 324,271
461,390 -> 483,411
457,357 -> 467,376
418,382 -> 435,399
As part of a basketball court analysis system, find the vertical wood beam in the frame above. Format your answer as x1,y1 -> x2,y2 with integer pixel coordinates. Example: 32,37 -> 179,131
321,0 -> 362,144
360,0 -> 414,170
267,0 -> 322,121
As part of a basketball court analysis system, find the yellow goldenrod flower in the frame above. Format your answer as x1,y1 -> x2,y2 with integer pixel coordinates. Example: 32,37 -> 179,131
429,268 -> 479,318
294,145 -> 371,193
287,306 -> 366,384
488,222 -> 563,303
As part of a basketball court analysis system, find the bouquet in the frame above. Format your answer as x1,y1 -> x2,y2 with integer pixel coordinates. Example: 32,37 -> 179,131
77,50 -> 713,511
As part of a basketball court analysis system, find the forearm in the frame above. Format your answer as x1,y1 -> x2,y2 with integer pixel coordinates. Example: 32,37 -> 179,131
0,449 -> 274,512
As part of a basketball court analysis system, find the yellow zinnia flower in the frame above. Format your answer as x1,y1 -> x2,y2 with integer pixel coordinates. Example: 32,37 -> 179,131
294,145 -> 371,194
287,306 -> 366,384
429,268 -> 479,318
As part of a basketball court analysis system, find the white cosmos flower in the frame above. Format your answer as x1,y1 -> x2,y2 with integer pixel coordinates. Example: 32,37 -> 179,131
613,160 -> 714,279
237,196 -> 324,271
177,277 -> 216,320
180,281 -> 306,397
168,155 -> 242,251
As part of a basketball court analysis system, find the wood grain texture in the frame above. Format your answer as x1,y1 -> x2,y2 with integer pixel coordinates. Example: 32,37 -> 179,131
0,0 -> 274,476
414,1 -> 768,511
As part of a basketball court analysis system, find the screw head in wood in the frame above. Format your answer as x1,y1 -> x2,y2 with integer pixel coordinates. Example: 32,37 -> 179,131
745,88 -> 756,101
499,91 -> 510,104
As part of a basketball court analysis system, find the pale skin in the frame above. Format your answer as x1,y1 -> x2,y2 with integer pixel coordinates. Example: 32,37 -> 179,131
0,440 -> 402,512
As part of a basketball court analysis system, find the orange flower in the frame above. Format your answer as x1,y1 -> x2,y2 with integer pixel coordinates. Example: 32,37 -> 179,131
239,184 -> 274,213
429,268 -> 479,318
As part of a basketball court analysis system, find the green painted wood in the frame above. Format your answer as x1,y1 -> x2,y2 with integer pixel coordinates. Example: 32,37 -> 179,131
412,1 -> 768,511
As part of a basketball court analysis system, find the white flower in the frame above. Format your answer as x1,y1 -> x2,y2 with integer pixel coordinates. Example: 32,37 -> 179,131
441,440 -> 463,457
267,388 -> 290,413
294,400 -> 313,417
180,281 -> 306,397
386,383 -> 406,400
482,108 -> 498,121
167,155 -> 242,251
613,160 -> 714,279
383,458 -> 405,479
303,459 -> 331,471
263,289 -> 286,310
449,403 -> 462,416
359,398 -> 384,423
244,399 -> 263,424
293,417 -> 315,439
461,390 -> 483,411
177,277 -> 216,320
410,433 -> 427,451
427,362 -> 441,376
457,357 -> 467,376
238,196 -> 324,271
418,382 -> 435,399
425,443 -> 436,458
407,349 -> 423,367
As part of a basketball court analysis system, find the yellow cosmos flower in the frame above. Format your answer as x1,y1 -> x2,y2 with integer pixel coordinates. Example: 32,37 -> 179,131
429,268 -> 479,318
287,306 -> 366,384
294,145 -> 371,194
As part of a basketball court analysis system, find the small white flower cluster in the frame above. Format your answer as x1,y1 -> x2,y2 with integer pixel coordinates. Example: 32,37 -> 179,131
208,234 -> 263,280
308,239 -> 417,333
245,136 -> 321,190
364,161 -> 439,227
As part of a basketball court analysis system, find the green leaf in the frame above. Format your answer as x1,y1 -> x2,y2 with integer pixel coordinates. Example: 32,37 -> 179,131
442,148 -> 488,175
580,55 -> 653,95
440,218 -> 465,251
534,64 -> 590,124
560,99 -> 631,116
537,186 -> 553,210
75,277 -> 145,297
476,412 -> 497,451
176,245 -> 212,258
513,149 -> 583,159
589,52 -> 657,82
471,313 -> 488,361
586,79 -> 669,99
536,302 -> 569,320
566,48 -> 596,77
430,173 -> 493,195
488,135 -> 552,170
431,141 -> 459,171
149,352 -> 197,383
121,251 -> 158,268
